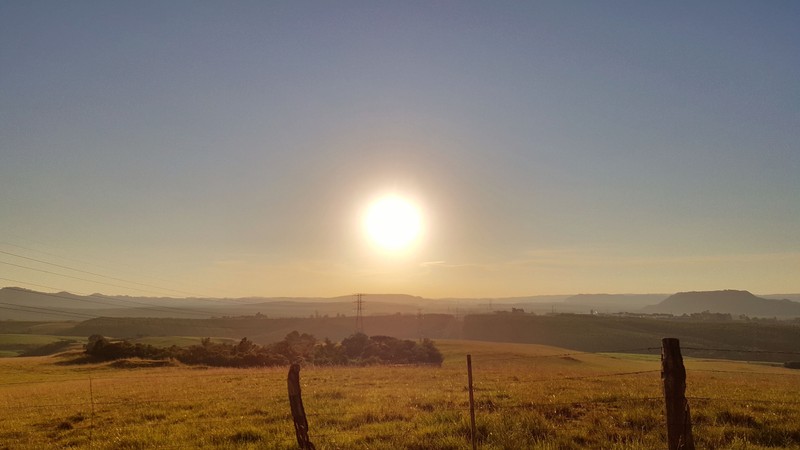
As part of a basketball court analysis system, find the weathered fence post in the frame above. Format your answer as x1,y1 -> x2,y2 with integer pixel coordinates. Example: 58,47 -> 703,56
467,354 -> 477,450
661,338 -> 695,450
88,376 -> 94,447
288,363 -> 316,450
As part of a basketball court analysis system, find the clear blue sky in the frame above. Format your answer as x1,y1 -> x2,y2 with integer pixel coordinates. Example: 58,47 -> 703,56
1,1 -> 798,298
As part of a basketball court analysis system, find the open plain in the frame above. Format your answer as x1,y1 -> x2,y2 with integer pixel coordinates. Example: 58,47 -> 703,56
1,339 -> 799,449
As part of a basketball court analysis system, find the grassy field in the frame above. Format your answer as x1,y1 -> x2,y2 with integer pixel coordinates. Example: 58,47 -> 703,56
0,334 -> 78,357
129,336 -> 239,348
1,339 -> 799,449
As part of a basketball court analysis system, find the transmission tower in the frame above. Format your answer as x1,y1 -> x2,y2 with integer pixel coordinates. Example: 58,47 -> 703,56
354,293 -> 364,333
416,307 -> 423,341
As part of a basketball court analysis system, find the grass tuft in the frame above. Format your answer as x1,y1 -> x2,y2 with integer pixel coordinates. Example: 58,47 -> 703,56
228,429 -> 263,443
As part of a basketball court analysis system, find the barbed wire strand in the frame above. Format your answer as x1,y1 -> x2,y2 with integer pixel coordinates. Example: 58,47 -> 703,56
647,346 -> 800,356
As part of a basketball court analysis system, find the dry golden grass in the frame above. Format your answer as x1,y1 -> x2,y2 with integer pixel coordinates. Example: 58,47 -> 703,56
1,340 -> 799,449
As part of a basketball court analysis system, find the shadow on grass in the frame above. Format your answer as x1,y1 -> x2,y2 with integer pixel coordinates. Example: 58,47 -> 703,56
51,350 -> 102,365
53,351 -> 177,368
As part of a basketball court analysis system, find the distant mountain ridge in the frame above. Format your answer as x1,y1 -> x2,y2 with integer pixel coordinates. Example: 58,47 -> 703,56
2,287 -> 799,321
643,290 -> 800,317
762,293 -> 800,303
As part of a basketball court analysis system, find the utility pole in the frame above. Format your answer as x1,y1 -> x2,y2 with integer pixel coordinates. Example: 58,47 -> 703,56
354,293 -> 364,333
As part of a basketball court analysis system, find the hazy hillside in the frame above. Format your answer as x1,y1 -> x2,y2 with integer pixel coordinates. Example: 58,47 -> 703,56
4,287 -> 800,322
0,288 -> 603,320
643,290 -> 800,317
0,288 -> 91,310
0,288 -> 475,319
435,295 -> 571,304
0,287 -> 234,320
61,314 -> 461,344
463,313 -> 800,362
762,294 -> 800,303
5,308 -> 800,363
25,312 -> 800,363
563,294 -> 668,309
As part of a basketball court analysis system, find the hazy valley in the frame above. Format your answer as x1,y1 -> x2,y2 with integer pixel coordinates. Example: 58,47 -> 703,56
3,287 -> 799,321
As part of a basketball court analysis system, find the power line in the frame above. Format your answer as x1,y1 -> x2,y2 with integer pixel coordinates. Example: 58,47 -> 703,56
690,369 -> 800,377
0,260 -> 169,296
647,346 -> 800,356
0,368 -> 288,387
0,277 -> 216,317
4,284 -> 209,317
469,347 -> 657,363
0,240 -> 221,298
354,293 -> 364,333
1,286 -> 220,318
0,276 -> 69,293
0,247 -> 273,306
524,369 -> 661,384
0,249 -> 201,297
0,303 -> 98,319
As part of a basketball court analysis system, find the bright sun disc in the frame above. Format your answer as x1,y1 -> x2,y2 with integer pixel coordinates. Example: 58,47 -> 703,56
364,195 -> 422,252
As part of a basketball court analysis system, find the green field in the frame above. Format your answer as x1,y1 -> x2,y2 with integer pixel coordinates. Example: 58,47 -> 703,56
4,315 -> 799,365
0,334 -> 78,357
1,339 -> 799,449
0,334 -> 72,346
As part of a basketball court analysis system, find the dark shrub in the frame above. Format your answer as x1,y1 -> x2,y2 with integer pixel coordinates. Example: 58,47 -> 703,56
83,330 -> 443,367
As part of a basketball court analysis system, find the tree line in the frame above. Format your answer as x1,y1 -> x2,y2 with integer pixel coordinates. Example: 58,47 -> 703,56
84,331 -> 443,367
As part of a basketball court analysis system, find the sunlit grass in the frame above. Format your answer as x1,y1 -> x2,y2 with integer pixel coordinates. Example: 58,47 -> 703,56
1,340 -> 798,449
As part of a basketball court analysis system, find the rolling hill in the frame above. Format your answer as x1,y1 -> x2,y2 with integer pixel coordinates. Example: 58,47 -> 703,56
3,287 -> 800,322
642,290 -> 800,317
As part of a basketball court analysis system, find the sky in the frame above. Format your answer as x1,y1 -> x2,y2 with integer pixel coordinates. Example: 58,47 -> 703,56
1,1 -> 798,299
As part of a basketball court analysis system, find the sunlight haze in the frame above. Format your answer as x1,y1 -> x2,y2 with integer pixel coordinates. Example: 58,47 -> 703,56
1,1 -> 798,298
364,194 -> 423,254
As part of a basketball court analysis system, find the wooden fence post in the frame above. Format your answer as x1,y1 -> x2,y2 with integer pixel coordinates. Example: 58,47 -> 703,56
467,354 -> 477,450
88,376 -> 94,447
288,363 -> 316,450
661,338 -> 695,450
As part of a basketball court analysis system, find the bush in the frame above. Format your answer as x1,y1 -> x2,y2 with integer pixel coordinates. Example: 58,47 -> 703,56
83,332 -> 444,368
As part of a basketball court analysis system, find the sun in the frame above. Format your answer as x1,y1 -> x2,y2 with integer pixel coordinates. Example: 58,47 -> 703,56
364,195 -> 422,252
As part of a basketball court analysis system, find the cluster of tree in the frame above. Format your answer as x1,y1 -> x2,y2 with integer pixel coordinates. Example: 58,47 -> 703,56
84,331 -> 443,368
688,311 -> 734,321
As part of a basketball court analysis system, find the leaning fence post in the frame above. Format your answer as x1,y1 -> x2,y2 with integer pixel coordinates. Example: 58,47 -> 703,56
287,363 -> 316,450
467,354 -> 477,450
661,338 -> 695,450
